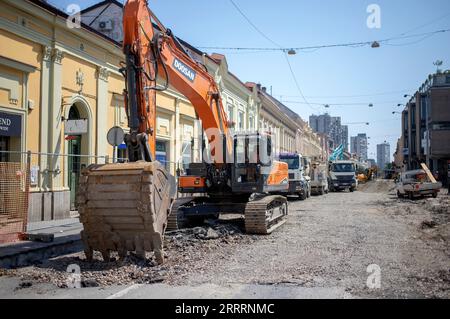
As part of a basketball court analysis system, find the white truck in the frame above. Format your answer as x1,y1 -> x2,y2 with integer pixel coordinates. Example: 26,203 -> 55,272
396,169 -> 441,199
278,153 -> 311,200
328,160 -> 358,192
310,161 -> 329,195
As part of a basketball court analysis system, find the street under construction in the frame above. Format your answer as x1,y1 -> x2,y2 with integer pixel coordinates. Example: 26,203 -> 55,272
0,0 -> 449,305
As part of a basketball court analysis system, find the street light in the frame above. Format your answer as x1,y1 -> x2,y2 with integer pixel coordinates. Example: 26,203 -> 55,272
397,103 -> 405,107
392,111 -> 401,115
403,94 -> 412,98
287,49 -> 297,55
368,103 -> 374,107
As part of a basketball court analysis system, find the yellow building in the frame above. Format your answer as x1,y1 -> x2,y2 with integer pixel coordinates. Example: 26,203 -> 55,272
0,0 -> 200,221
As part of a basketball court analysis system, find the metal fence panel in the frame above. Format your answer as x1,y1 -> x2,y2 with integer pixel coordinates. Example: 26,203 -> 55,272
0,157 -> 30,243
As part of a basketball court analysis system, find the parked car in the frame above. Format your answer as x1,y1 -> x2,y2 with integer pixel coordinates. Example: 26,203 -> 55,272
396,169 -> 441,199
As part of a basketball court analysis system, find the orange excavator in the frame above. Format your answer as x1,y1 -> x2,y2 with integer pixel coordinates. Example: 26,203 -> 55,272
77,0 -> 288,264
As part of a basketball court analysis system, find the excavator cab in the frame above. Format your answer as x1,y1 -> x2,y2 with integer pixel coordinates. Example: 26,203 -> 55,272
231,132 -> 283,193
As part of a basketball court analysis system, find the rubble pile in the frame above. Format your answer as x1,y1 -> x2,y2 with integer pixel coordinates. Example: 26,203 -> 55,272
2,220 -> 253,288
378,191 -> 449,244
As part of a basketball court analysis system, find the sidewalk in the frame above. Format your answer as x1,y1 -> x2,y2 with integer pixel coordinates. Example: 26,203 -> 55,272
0,218 -> 83,269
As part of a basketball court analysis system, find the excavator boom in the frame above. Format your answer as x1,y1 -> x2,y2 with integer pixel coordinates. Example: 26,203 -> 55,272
77,0 -> 289,264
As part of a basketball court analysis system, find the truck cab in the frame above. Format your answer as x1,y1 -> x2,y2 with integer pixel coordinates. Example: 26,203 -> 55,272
328,160 -> 358,192
278,153 -> 311,199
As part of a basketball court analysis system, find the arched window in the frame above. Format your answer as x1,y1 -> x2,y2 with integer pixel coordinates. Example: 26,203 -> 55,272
68,105 -> 80,120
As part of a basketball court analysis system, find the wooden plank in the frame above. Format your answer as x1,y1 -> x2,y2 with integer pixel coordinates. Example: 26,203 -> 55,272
420,163 -> 437,183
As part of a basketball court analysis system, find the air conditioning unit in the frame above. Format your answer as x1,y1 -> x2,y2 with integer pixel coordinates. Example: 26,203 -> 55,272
98,20 -> 113,31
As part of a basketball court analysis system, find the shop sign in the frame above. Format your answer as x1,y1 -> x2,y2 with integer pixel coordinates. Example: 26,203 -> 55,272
65,119 -> 87,135
0,112 -> 22,137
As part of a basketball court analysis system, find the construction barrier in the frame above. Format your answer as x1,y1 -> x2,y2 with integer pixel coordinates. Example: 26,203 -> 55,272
0,152 -> 30,244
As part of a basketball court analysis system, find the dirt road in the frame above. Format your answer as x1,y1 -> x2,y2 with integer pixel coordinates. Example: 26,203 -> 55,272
1,180 -> 448,298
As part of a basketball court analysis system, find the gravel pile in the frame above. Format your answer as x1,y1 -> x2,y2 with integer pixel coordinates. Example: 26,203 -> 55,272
1,219 -> 254,288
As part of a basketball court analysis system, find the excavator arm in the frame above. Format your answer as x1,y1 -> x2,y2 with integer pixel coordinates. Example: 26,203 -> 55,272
122,0 -> 232,163
77,0 -> 289,265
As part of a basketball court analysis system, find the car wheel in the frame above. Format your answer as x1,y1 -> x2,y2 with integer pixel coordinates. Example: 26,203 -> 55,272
397,190 -> 402,198
299,192 -> 307,200
408,192 -> 414,200
432,192 -> 438,198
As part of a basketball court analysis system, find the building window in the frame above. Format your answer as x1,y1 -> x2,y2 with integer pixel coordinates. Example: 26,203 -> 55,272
249,115 -> 254,130
157,117 -> 170,136
238,111 -> 244,130
0,136 -> 9,162
156,141 -> 169,170
420,99 -> 427,121
227,104 -> 234,124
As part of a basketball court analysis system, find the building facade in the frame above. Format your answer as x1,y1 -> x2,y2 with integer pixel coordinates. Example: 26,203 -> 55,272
350,133 -> 368,162
397,71 -> 450,185
0,0 -> 201,221
199,53 -> 258,133
0,0 -> 328,224
255,85 -> 297,154
309,113 -> 348,151
248,83 -> 324,159
376,142 -> 390,171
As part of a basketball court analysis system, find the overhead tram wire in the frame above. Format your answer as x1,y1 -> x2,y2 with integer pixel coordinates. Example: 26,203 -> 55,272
196,28 -> 450,53
228,0 -> 320,112
276,89 -> 416,99
228,0 -> 283,48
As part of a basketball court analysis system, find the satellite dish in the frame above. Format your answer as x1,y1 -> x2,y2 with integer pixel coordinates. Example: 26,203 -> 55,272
107,126 -> 125,146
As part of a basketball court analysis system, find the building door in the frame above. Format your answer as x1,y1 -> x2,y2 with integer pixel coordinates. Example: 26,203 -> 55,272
67,106 -> 82,211
68,136 -> 81,210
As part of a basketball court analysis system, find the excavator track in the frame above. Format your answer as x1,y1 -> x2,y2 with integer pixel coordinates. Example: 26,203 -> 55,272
244,195 -> 288,234
166,197 -> 195,232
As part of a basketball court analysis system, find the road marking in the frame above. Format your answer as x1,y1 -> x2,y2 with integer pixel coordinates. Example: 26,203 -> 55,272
106,284 -> 143,299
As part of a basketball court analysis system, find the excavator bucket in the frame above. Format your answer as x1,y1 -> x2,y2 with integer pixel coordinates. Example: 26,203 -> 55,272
77,161 -> 175,264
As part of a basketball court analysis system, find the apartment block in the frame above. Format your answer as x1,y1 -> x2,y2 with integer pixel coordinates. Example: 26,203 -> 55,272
397,71 -> 450,185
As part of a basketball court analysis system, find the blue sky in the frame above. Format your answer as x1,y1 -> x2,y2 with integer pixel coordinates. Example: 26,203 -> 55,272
50,0 -> 450,160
